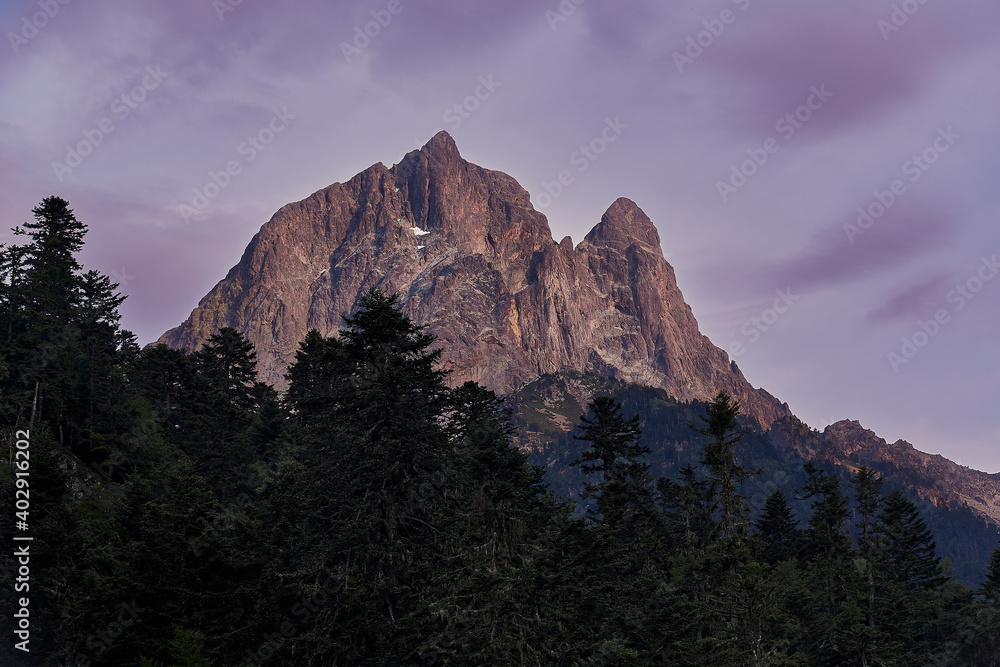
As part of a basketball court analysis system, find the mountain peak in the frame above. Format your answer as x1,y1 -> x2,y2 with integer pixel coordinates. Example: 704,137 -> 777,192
421,130 -> 460,160
583,197 -> 661,250
160,136 -> 789,427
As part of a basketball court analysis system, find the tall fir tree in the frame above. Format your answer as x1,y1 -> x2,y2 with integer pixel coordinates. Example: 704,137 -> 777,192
795,462 -> 854,664
984,543 -> 1000,606
756,488 -> 800,565
851,466 -> 888,665
878,489 -> 947,590
571,395 -> 651,526
692,391 -> 752,541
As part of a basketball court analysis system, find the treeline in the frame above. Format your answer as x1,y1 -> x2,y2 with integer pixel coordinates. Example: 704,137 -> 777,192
2,197 -> 1000,665
510,377 -> 1000,585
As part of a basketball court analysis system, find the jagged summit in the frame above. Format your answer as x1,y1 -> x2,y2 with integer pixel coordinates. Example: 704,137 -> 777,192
421,129 -> 461,158
584,197 -> 661,249
160,133 -> 791,427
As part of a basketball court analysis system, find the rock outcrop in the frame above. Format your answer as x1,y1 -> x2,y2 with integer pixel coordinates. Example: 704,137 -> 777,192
821,420 -> 1000,524
160,131 -> 791,427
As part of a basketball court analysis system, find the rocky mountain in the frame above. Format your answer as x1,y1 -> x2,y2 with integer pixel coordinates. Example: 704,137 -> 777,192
160,130 -> 1000,579
160,131 -> 790,427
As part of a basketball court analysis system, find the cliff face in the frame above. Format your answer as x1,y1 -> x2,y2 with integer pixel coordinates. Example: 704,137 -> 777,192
159,131 -> 790,427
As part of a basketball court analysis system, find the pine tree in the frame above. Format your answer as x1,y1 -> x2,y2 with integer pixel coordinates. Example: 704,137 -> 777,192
572,396 -> 645,482
851,466 -> 887,665
195,326 -> 260,411
692,392 -> 752,541
0,197 -> 133,447
3,197 -> 88,431
796,462 -> 854,664
129,344 -> 194,425
984,544 -> 1000,606
14,196 -> 87,326
878,489 -> 946,590
756,488 -> 800,565
283,328 -> 346,420
571,395 -> 650,525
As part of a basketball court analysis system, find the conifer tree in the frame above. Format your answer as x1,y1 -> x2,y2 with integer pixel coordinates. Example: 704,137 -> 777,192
692,392 -> 752,541
796,462 -> 854,664
571,395 -> 645,481
195,326 -> 260,410
984,544 -> 1000,606
756,488 -> 800,564
15,196 -> 87,326
878,489 -> 946,590
571,395 -> 649,524
851,466 -> 887,665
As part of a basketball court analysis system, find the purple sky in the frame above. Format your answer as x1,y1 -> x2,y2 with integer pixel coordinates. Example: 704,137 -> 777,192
2,0 -> 999,471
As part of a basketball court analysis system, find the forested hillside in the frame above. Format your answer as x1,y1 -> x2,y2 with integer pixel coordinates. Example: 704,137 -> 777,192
3,198 -> 1000,665
508,373 -> 1000,586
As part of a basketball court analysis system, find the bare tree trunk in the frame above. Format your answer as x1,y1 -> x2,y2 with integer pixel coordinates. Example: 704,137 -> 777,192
29,380 -> 39,429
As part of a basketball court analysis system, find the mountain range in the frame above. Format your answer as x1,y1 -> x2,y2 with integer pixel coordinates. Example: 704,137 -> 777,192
160,131 -> 999,581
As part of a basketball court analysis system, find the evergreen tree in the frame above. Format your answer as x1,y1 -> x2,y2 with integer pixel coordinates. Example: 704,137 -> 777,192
194,326 -> 260,411
984,543 -> 1000,606
878,489 -> 947,590
756,488 -> 800,565
795,462 -> 854,664
658,464 -> 714,551
14,196 -> 87,327
3,197 -> 994,666
851,466 -> 888,665
692,391 -> 752,541
571,395 -> 650,525
572,395 -> 645,482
